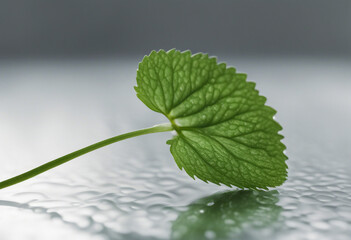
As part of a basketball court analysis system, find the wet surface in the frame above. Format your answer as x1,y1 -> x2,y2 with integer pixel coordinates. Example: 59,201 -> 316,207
0,57 -> 350,239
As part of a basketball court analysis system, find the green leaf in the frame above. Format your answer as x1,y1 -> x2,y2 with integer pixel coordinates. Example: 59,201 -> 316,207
135,49 -> 287,189
0,49 -> 288,191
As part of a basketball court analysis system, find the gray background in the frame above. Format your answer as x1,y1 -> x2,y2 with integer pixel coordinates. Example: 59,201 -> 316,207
1,0 -> 350,58
0,1 -> 351,240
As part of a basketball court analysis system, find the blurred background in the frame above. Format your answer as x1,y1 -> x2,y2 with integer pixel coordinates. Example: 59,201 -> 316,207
0,1 -> 350,240
0,0 -> 350,58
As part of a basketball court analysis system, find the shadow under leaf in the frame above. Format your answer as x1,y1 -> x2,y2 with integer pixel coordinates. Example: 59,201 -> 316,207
171,190 -> 283,240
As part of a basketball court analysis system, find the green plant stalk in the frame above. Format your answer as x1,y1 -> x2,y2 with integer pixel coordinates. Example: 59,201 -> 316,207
0,123 -> 173,190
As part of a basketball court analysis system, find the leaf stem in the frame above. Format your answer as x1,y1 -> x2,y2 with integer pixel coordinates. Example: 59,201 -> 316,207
0,123 -> 173,190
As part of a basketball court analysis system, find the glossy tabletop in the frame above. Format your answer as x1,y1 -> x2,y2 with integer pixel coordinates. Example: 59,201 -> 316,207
0,57 -> 350,240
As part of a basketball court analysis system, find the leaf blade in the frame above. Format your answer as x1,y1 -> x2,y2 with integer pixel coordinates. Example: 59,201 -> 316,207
136,49 -> 288,189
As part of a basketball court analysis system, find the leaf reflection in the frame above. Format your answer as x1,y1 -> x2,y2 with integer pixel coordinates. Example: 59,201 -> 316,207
171,190 -> 282,240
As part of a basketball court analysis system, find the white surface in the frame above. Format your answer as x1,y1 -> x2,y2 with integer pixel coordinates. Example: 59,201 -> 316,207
0,57 -> 350,240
